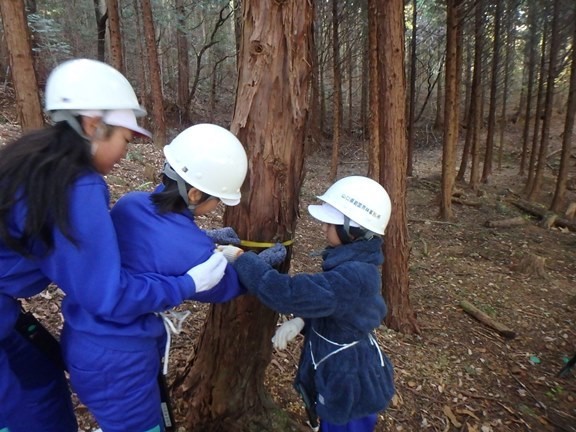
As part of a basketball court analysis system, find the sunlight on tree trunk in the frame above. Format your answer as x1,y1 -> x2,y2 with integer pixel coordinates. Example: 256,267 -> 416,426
173,1 -> 313,430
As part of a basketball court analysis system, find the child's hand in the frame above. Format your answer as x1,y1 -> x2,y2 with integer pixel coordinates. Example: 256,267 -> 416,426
258,243 -> 286,266
216,245 -> 244,263
272,317 -> 304,350
204,227 -> 241,245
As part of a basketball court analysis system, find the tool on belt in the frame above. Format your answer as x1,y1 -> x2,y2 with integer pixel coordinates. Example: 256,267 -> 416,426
158,369 -> 176,431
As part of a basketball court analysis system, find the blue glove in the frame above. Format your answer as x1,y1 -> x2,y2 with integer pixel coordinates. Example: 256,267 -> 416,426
258,243 -> 287,266
204,227 -> 241,245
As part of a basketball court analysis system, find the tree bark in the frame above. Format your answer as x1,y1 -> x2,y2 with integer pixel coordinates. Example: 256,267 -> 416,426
528,0 -> 560,201
550,1 -> 576,213
174,1 -> 313,430
93,0 -> 107,62
106,0 -> 123,72
374,0 -> 419,334
367,0 -> 380,180
329,0 -> 342,181
139,0 -> 166,146
440,0 -> 462,220
481,0 -> 503,183
0,0 -> 44,131
175,0 -> 190,124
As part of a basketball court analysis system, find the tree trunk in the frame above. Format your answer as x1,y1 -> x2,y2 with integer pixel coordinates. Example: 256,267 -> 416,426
550,1 -> 576,213
406,0 -> 417,177
175,0 -> 190,125
481,0 -> 503,183
528,0 -> 560,201
139,0 -> 166,146
374,0 -> 419,334
329,0 -> 342,181
93,0 -> 107,62
457,0 -> 483,184
497,1 -> 516,170
0,0 -> 43,131
106,0 -> 123,72
367,0 -> 379,180
440,0 -> 461,220
519,0 -> 538,176
525,21 -> 547,194
174,1 -> 313,430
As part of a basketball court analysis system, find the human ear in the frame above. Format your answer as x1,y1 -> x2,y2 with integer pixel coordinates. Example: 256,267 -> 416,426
187,187 -> 203,205
81,116 -> 103,138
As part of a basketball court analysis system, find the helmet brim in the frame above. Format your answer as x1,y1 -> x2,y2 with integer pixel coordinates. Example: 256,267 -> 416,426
308,203 -> 360,227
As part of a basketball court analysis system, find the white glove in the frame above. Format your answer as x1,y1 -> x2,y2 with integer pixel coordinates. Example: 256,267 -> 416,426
186,253 -> 227,293
272,317 -> 305,350
216,245 -> 244,263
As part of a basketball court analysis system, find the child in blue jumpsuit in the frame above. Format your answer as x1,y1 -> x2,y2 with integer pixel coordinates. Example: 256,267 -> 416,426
0,59 -> 228,432
75,123 -> 251,432
232,176 -> 396,432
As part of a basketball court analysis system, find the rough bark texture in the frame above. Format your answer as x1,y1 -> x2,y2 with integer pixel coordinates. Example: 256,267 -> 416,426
481,0 -> 503,183
374,0 -> 419,334
174,1 -> 313,431
329,0 -> 342,181
106,0 -> 123,73
0,0 -> 44,131
175,0 -> 190,124
367,0 -> 379,180
550,2 -> 576,212
440,0 -> 461,220
140,0 -> 166,146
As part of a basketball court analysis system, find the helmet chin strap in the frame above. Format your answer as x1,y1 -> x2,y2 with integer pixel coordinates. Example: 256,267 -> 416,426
337,216 -> 376,244
50,111 -> 91,141
162,162 -> 197,213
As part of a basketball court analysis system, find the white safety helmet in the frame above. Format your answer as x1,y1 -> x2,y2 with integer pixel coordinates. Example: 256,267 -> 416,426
308,176 -> 392,235
44,58 -> 146,117
163,124 -> 248,206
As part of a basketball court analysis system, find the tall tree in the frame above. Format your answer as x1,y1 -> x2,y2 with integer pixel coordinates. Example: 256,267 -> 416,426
407,0 -> 418,177
106,0 -> 123,72
550,2 -> 576,213
173,1 -> 313,430
550,3 -> 576,213
93,0 -> 107,62
440,0 -> 463,220
528,0 -> 561,201
330,0 -> 342,181
175,0 -> 190,124
367,0 -> 380,180
0,0 -> 44,131
139,0 -> 166,146
373,0 -> 419,333
481,0 -> 504,183
519,0 -> 538,176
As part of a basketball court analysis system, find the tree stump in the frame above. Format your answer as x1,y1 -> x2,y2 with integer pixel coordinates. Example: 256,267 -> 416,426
511,254 -> 548,279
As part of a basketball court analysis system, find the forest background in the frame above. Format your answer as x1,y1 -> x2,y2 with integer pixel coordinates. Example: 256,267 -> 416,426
0,0 -> 575,431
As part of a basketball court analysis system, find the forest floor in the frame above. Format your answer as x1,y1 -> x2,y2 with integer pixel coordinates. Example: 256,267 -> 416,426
1,102 -> 575,432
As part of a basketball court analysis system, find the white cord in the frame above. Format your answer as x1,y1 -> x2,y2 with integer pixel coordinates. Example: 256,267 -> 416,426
158,310 -> 191,375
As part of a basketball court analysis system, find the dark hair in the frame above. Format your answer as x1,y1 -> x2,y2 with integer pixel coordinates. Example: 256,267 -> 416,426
151,174 -> 214,214
0,121 -> 94,255
150,175 -> 188,214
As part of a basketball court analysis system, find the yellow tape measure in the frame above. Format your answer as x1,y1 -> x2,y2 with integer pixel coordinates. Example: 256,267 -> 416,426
239,239 -> 295,249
